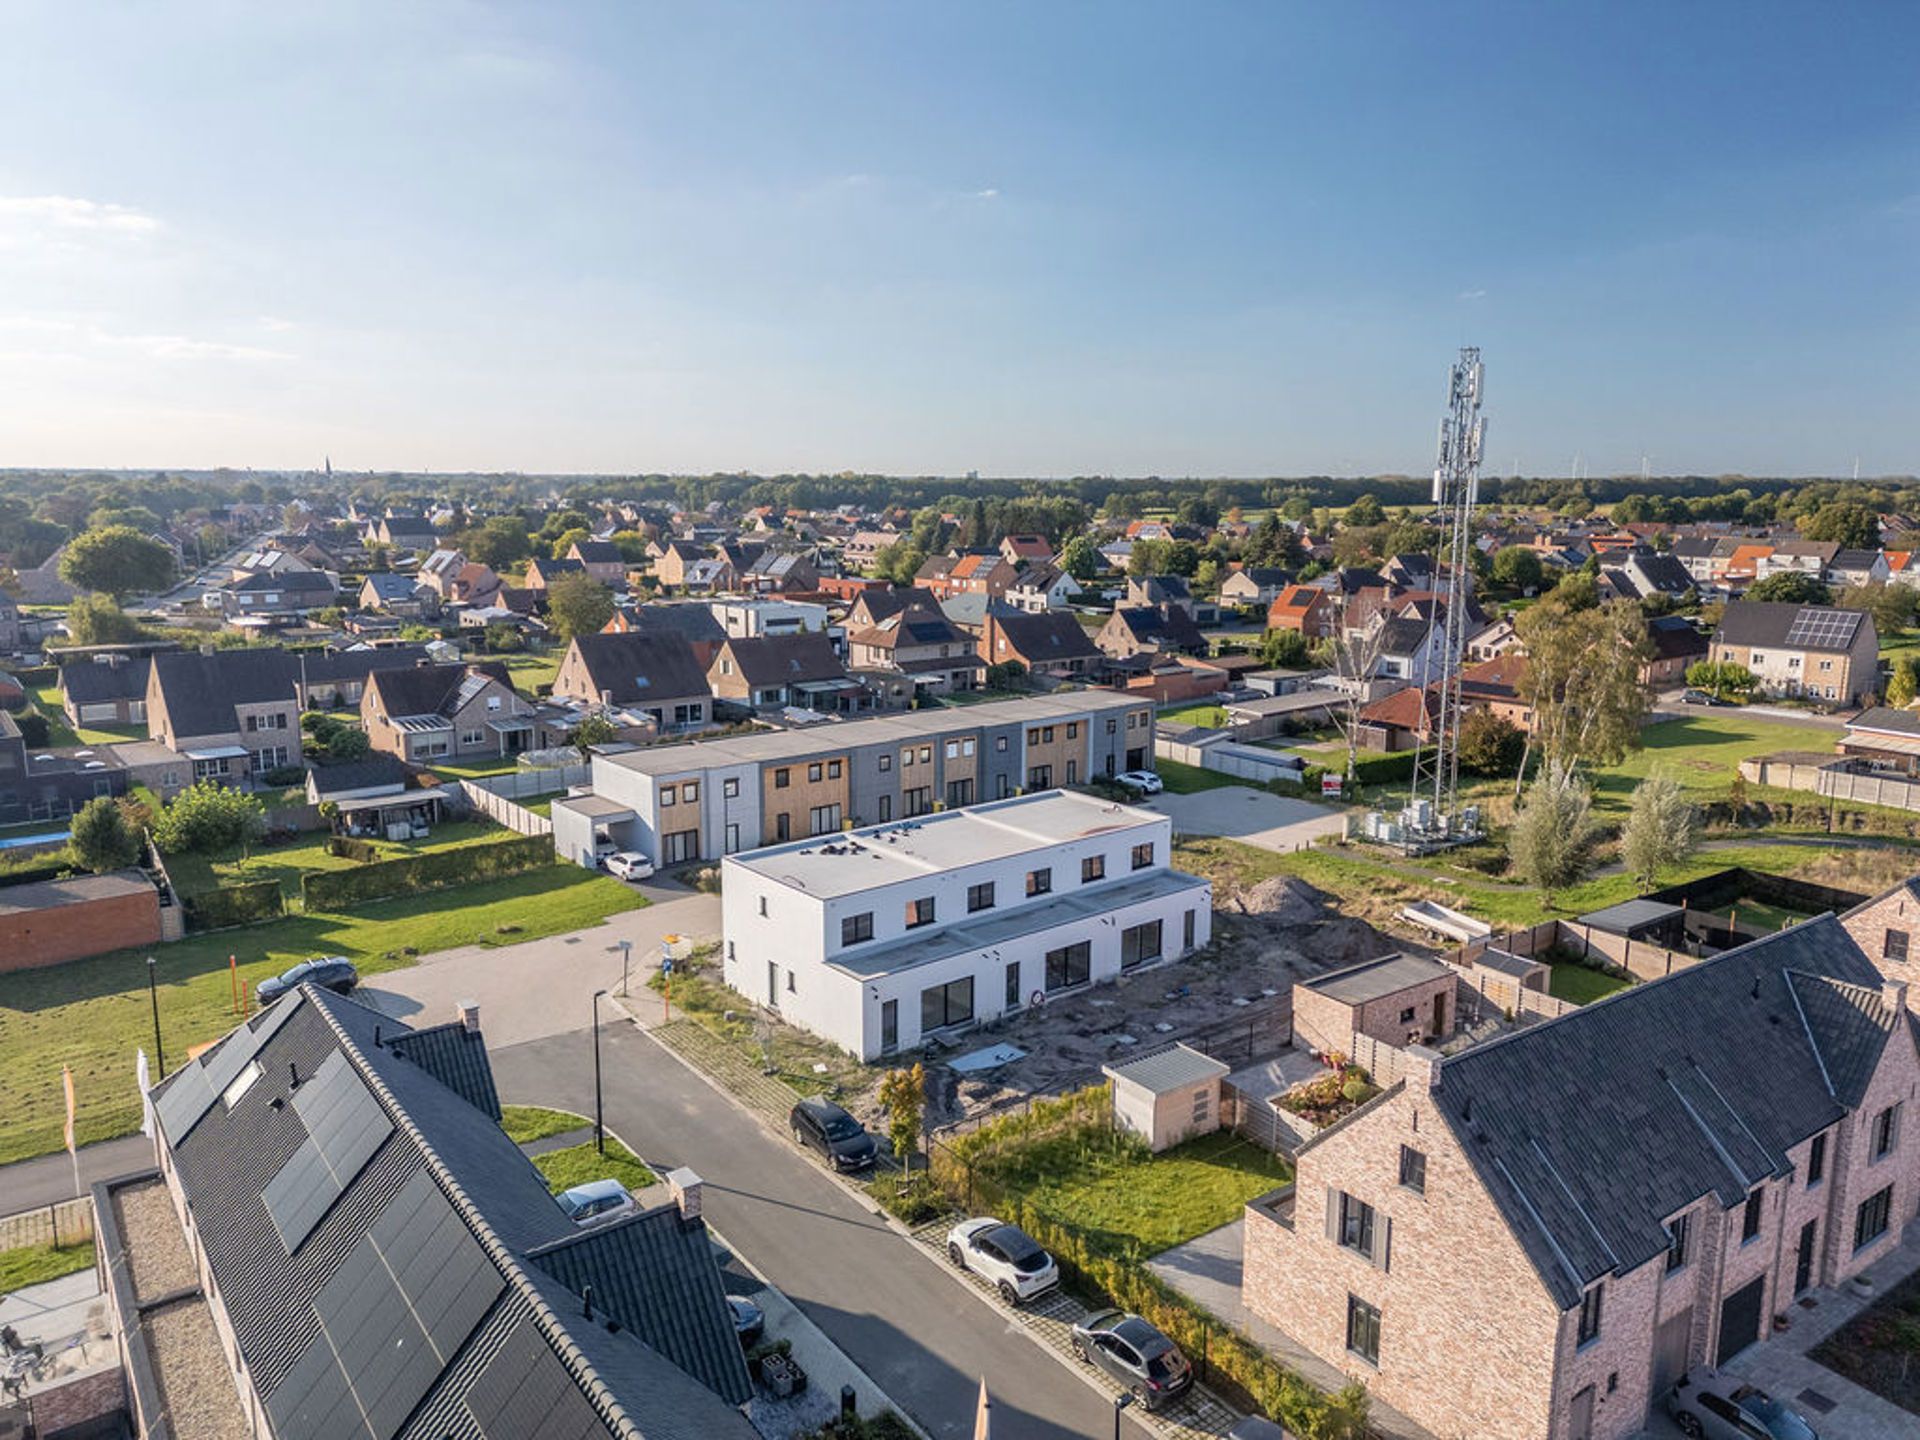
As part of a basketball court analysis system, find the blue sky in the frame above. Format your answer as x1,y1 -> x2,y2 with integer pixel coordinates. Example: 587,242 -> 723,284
0,1 -> 1914,476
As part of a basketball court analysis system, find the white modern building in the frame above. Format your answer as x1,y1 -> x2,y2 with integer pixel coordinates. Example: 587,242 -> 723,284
720,789 -> 1212,1060
709,598 -> 831,638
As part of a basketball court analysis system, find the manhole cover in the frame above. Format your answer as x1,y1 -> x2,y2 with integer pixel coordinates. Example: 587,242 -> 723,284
1796,1389 -> 1836,1415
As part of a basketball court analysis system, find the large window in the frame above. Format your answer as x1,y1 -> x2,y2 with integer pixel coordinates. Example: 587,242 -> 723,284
1665,1213 -> 1690,1273
1121,919 -> 1162,969
1872,1104 -> 1901,1160
663,830 -> 698,864
1345,1295 -> 1380,1366
904,786 -> 932,817
1577,1284 -> 1604,1347
1856,1184 -> 1894,1251
1131,842 -> 1154,870
1081,855 -> 1106,884
967,881 -> 996,913
1026,867 -> 1052,897
1044,941 -> 1091,992
1741,1186 -> 1764,1243
1026,765 -> 1052,790
809,803 -> 842,836
841,912 -> 874,947
921,977 -> 974,1033
1336,1192 -> 1377,1260
905,896 -> 936,929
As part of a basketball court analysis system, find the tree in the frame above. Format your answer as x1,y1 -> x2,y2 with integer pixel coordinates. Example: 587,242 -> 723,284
1260,628 -> 1312,670
1684,659 -> 1756,700
1490,546 -> 1544,592
1548,570 -> 1599,612
569,714 -> 619,758
549,526 -> 591,560
1343,493 -> 1386,528
1746,571 -> 1831,606
325,726 -> 370,762
59,526 -> 177,598
875,1062 -> 926,1176
1800,501 -> 1878,550
1513,600 -> 1652,791
1838,580 -> 1917,638
1126,539 -> 1164,579
872,540 -> 926,585
483,622 -> 526,653
64,593 -> 145,645
1620,773 -> 1701,889
545,573 -> 615,643
460,515 -> 531,569
1192,557 -> 1222,594
1457,709 -> 1525,777
152,781 -> 266,856
1058,535 -> 1099,582
1506,767 -> 1604,905
69,795 -> 141,873
1888,655 -> 1919,708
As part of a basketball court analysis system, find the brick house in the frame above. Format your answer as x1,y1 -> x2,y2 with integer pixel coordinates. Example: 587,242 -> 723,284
1266,584 -> 1336,639
1096,605 -> 1208,660
1292,954 -> 1459,1056
567,537 -> 629,587
1220,567 -> 1293,609
1841,880 -> 1920,1001
0,590 -> 21,654
1243,916 -> 1920,1440
58,654 -> 151,727
1642,615 -> 1709,688
1711,602 -> 1879,704
978,610 -> 1102,681
361,662 -> 566,763
524,555 -> 588,591
847,609 -> 985,695
917,551 -> 1018,602
146,649 -> 303,784
706,632 -> 864,714
552,630 -> 714,732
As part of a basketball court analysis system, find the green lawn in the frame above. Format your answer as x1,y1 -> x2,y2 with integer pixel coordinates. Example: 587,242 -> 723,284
502,1104 -> 590,1144
164,820 -> 524,902
33,682 -> 146,746
1160,704 -> 1231,728
0,1239 -> 96,1291
983,1128 -> 1291,1260
427,755 -> 531,781
532,1137 -> 656,1196
1546,962 -> 1633,1005
1588,713 -> 1837,814
1155,757 -> 1244,794
519,792 -> 568,819
0,865 -> 648,1164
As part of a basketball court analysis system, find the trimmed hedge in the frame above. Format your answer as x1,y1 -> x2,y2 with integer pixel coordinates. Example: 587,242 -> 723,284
301,834 -> 554,911
1349,750 -> 1416,785
326,836 -> 381,862
183,880 -> 285,932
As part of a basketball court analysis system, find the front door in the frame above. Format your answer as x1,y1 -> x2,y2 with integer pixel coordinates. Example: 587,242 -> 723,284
1795,1220 -> 1817,1295
1568,1386 -> 1594,1440
1652,1307 -> 1692,1401
880,999 -> 898,1054
1717,1276 -> 1766,1365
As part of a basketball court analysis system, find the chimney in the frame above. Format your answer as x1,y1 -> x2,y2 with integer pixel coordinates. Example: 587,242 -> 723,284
1399,1044 -> 1444,1093
665,1166 -> 703,1222
457,999 -> 481,1033
1883,980 -> 1910,1015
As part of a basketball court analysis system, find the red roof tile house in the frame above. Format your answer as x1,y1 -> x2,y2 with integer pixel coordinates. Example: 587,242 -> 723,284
1266,584 -> 1336,639
1242,916 -> 1920,1440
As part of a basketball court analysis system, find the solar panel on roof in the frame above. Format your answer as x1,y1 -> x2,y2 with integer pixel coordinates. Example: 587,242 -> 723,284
370,1170 -> 502,1360
1783,608 -> 1861,650
467,1320 -> 610,1440
262,1053 -> 394,1252
266,1328 -> 374,1440
154,994 -> 302,1144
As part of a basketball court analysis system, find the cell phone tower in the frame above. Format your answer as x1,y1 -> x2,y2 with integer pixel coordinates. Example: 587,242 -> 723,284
1404,346 -> 1486,845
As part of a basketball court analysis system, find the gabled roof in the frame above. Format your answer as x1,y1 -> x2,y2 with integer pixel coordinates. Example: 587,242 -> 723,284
298,645 -> 436,685
307,755 -> 412,797
853,609 -> 972,651
151,649 -> 301,738
571,540 -> 623,564
361,573 -> 426,603
624,604 -> 726,648
716,632 -> 847,687
1427,917 -> 1903,1309
1108,605 -> 1206,650
564,632 -> 712,704
1374,616 -> 1436,656
989,611 -> 1101,664
368,662 -> 515,720
148,986 -> 753,1440
1626,550 -> 1694,595
1646,615 -> 1709,660
529,556 -> 588,582
1846,706 -> 1920,738
59,656 -> 150,703
1357,685 -> 1438,732
1830,548 -> 1882,572
1715,602 -> 1867,653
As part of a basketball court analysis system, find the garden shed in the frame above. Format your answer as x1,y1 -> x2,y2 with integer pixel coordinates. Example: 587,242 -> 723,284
1103,1043 -> 1229,1153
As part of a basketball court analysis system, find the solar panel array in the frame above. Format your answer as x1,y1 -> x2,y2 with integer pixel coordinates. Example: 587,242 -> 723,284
263,1051 -> 394,1252
466,1320 -> 610,1440
1783,607 -> 1861,650
153,997 -> 301,1145
264,1169 -> 505,1440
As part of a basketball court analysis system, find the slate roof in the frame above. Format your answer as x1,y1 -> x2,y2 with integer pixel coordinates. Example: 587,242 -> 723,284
718,632 -> 847,687
232,569 -> 338,594
1646,615 -> 1709,661
563,632 -> 712,704
625,604 -> 726,648
368,663 -> 515,720
1109,606 -> 1206,651
307,755 -> 412,797
1715,602 -> 1866,652
990,611 -> 1101,665
1830,548 -> 1882,573
362,574 -> 428,605
1427,916 -> 1905,1309
1849,706 -> 1920,738
299,645 -> 436,685
529,557 -> 588,584
147,986 -> 753,1440
571,541 -> 623,565
1627,549 -> 1694,595
1374,616 -> 1435,656
59,656 -> 150,704
853,610 -> 972,652
151,649 -> 301,738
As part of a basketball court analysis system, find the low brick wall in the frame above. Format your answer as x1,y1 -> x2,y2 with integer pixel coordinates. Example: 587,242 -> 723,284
0,872 -> 164,973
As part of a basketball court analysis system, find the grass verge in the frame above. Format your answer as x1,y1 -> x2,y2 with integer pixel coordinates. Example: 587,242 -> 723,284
0,865 -> 648,1164
501,1104 -> 589,1145
0,1239 -> 96,1291
1155,758 -> 1245,794
532,1138 -> 656,1196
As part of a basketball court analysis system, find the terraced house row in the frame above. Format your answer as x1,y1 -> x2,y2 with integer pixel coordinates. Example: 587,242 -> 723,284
550,691 -> 1153,870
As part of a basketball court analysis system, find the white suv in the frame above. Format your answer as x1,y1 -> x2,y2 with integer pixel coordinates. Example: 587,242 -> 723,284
946,1218 -> 1059,1305
603,852 -> 656,881
1115,770 -> 1163,795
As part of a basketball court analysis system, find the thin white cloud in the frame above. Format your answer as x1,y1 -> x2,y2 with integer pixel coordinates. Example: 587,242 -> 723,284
971,188 -> 1000,200
1458,288 -> 1487,300
0,195 -> 159,235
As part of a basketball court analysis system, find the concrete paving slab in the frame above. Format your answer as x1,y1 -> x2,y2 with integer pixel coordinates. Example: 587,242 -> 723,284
1148,789 -> 1347,854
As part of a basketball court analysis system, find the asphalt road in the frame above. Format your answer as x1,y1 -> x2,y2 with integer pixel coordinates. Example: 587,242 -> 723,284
2,1135 -> 155,1211
491,1024 -> 1154,1440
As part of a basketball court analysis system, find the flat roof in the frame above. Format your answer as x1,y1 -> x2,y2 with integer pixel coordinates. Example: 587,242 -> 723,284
730,790 -> 1162,899
553,794 -> 637,820
1302,952 -> 1454,1005
1471,948 -> 1546,979
1576,898 -> 1686,934
826,869 -> 1209,980
601,690 -> 1144,777
0,870 -> 152,915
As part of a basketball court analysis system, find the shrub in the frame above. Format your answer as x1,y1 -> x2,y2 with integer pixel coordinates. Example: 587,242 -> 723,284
326,836 -> 381,863
261,764 -> 309,787
152,782 -> 267,856
182,879 -> 285,931
326,727 -> 370,762
301,834 -> 553,909
13,712 -> 48,747
68,795 -> 141,873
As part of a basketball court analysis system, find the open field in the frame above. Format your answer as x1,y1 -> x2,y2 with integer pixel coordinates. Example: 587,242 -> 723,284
0,865 -> 648,1164
163,819 -> 521,902
1587,712 -> 1838,812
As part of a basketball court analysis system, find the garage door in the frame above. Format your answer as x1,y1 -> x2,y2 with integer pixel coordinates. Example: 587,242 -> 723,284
1652,1307 -> 1692,1400
1717,1277 -> 1765,1365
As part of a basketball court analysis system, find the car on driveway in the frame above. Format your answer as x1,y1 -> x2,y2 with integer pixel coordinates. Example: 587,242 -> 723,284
945,1217 -> 1059,1305
788,1097 -> 877,1172
1666,1369 -> 1818,1439
556,1178 -> 639,1228
1070,1308 -> 1193,1409
1115,769 -> 1164,795
603,852 -> 656,881
257,956 -> 358,1006
1679,688 -> 1725,706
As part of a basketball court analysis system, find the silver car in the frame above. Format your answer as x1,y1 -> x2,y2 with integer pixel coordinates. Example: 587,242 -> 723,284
1666,1369 -> 1818,1440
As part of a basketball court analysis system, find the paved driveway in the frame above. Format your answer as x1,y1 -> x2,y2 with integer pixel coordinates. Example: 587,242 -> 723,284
491,1025 -> 1161,1440
1147,788 -> 1347,854
357,881 -> 718,1047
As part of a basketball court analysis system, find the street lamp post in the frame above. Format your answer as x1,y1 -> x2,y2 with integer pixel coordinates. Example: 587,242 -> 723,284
592,989 -> 608,1155
146,956 -> 166,1077
1112,1393 -> 1134,1440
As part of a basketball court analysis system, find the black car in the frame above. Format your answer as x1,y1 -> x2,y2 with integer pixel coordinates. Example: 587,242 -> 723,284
1070,1309 -> 1193,1410
257,956 -> 358,1006
788,1097 -> 877,1172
